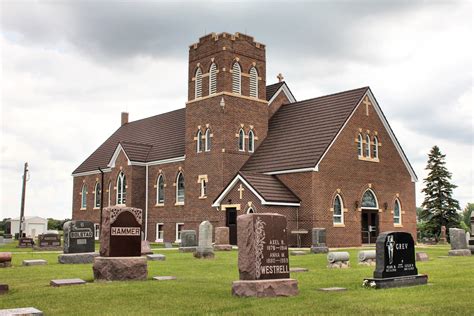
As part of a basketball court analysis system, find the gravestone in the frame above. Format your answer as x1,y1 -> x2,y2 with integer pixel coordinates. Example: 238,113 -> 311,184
470,212 -> 474,254
358,250 -> 376,266
416,252 -> 429,262
0,252 -> 12,268
164,242 -> 173,248
194,221 -> 214,259
0,307 -> 43,315
310,228 -> 329,254
147,254 -> 166,261
93,206 -> 147,281
214,227 -> 232,251
18,237 -> 34,248
36,233 -> 61,250
448,228 -> 471,256
23,259 -> 47,266
439,225 -> 447,244
327,251 -> 350,268
0,284 -> 8,295
363,231 -> 428,289
231,213 -> 298,297
63,221 -> 95,253
59,220 -> 98,264
50,279 -> 86,287
179,230 -> 197,252
141,240 -> 153,255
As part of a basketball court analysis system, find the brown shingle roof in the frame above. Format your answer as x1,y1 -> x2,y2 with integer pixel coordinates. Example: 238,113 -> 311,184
73,108 -> 185,174
266,82 -> 285,101
242,87 -> 369,173
239,171 -> 300,203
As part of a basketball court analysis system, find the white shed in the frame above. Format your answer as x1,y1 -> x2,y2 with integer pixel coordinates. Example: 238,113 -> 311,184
8,216 -> 48,238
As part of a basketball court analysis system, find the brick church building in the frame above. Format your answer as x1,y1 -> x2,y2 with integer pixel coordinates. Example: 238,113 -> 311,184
71,32 -> 417,247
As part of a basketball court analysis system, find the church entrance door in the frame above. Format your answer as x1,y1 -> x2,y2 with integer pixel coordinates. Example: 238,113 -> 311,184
225,208 -> 237,245
361,210 -> 379,244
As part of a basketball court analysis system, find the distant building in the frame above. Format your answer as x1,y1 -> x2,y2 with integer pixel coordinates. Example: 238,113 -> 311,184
71,32 -> 417,247
7,216 -> 48,238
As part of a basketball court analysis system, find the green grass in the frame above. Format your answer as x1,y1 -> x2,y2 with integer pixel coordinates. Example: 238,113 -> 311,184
0,244 -> 473,315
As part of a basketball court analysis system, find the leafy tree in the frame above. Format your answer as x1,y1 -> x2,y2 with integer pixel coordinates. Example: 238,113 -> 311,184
47,218 -> 70,231
420,145 -> 461,239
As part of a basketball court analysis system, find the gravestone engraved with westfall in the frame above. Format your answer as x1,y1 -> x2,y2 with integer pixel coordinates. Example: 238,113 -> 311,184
63,221 -> 95,253
100,206 -> 143,257
364,231 -> 427,289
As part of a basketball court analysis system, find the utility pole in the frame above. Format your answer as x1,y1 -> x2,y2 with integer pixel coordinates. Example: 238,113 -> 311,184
19,162 -> 29,238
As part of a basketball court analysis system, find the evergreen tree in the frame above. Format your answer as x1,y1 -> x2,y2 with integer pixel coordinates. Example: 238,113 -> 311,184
420,146 -> 461,238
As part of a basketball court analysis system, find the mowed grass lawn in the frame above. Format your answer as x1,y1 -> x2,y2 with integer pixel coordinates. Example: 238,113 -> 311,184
0,244 -> 473,315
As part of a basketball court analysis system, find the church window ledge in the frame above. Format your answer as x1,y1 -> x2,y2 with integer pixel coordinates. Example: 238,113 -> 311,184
175,202 -> 184,206
155,203 -> 165,207
394,224 -> 403,228
333,223 -> 345,228
80,208 -> 86,211
199,196 -> 207,199
358,156 -> 379,163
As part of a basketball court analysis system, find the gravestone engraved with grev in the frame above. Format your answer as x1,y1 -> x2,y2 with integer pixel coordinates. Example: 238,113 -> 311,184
363,231 -> 428,289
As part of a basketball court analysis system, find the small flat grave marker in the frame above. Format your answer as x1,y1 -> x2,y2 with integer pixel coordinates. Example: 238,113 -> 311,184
0,284 -> 8,295
290,250 -> 307,256
0,307 -> 43,315
147,254 -> 166,261
164,242 -> 173,249
22,259 -> 47,266
416,252 -> 429,262
318,287 -> 347,292
290,267 -> 309,273
50,279 -> 86,287
153,276 -> 177,281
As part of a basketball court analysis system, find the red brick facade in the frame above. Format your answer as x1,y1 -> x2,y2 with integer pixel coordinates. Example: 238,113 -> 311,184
72,32 -> 416,247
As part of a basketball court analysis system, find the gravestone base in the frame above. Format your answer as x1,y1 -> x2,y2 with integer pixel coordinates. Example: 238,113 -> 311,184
328,261 -> 350,269
179,247 -> 197,253
193,248 -> 215,259
358,259 -> 376,266
448,249 -> 471,256
58,252 -> 99,264
311,246 -> 329,254
93,257 -> 147,281
232,279 -> 299,297
363,274 -> 428,289
214,244 -> 232,251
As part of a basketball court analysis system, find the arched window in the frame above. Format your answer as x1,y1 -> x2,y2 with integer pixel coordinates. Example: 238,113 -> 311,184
333,195 -> 344,224
116,172 -> 127,205
81,184 -> 87,209
176,172 -> 185,204
365,134 -> 371,157
94,182 -> 101,208
249,66 -> 258,98
232,62 -> 241,94
196,130 -> 203,153
361,189 -> 378,209
394,199 -> 401,224
373,136 -> 379,159
247,207 -> 254,214
205,128 -> 211,152
248,130 -> 255,153
209,63 -> 217,95
357,134 -> 363,156
157,174 -> 165,204
238,128 -> 245,151
195,67 -> 202,99
107,181 -> 111,207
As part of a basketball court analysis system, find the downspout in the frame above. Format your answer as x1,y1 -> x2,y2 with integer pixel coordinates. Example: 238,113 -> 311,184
98,167 -> 104,237
145,164 -> 148,241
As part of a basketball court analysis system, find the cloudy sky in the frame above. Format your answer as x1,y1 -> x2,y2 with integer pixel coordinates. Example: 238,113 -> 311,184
1,0 -> 472,219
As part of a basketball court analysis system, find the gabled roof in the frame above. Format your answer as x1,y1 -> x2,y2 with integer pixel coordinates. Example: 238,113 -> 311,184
266,81 -> 296,104
212,172 -> 300,207
73,108 -> 186,175
242,87 -> 369,173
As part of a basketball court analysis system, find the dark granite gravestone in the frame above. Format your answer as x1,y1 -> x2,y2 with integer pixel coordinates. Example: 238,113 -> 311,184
93,206 -> 147,281
18,237 -> 34,248
232,213 -> 298,297
100,207 -> 142,257
363,231 -> 427,289
311,228 -> 329,254
37,233 -> 61,249
179,230 -> 197,252
63,221 -> 95,254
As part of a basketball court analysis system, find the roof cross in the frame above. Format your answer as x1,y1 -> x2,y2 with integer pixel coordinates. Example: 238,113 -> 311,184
363,96 -> 371,116
277,73 -> 284,82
